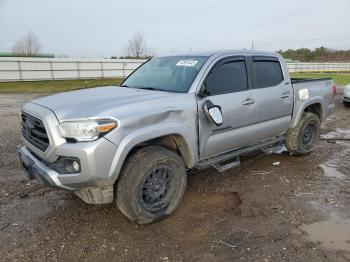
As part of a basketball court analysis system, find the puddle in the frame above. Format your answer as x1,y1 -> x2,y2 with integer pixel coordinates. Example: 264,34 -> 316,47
319,138 -> 350,178
301,213 -> 350,252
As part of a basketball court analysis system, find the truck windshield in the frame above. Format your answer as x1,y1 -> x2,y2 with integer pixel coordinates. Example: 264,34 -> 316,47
121,56 -> 208,93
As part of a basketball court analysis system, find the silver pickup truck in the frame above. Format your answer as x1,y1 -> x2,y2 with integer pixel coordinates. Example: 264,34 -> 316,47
19,50 -> 336,223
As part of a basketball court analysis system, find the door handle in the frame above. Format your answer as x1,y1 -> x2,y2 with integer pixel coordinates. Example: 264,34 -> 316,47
242,98 -> 255,105
281,92 -> 290,98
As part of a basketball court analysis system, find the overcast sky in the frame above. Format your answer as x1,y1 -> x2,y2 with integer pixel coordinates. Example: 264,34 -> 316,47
1,0 -> 349,58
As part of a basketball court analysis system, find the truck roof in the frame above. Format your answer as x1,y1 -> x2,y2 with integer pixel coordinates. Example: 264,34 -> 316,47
165,49 -> 280,58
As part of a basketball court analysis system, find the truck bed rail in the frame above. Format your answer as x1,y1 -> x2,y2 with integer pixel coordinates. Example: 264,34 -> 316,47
291,77 -> 332,84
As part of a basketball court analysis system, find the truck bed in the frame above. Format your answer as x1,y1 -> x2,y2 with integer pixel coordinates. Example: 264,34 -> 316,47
290,77 -> 335,127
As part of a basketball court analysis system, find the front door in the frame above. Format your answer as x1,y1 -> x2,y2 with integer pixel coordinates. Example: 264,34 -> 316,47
198,56 -> 257,159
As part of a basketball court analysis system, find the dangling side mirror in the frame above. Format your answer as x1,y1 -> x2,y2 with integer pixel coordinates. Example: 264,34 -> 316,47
204,100 -> 223,126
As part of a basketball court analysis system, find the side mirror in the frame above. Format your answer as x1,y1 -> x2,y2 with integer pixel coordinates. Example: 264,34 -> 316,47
204,100 -> 223,126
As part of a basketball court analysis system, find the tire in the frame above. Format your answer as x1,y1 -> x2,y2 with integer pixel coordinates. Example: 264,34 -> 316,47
286,112 -> 321,155
116,146 -> 187,224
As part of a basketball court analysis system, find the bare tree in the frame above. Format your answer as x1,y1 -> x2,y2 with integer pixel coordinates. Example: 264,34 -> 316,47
124,31 -> 147,58
12,32 -> 41,56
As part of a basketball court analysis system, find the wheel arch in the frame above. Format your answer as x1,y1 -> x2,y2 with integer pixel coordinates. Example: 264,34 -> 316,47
291,97 -> 324,128
303,103 -> 323,120
108,123 -> 198,184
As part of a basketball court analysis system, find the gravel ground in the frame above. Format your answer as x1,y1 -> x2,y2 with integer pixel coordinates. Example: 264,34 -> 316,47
0,90 -> 349,262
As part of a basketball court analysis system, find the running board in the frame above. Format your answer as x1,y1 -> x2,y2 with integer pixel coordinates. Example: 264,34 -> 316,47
196,136 -> 286,172
212,158 -> 241,172
261,143 -> 285,155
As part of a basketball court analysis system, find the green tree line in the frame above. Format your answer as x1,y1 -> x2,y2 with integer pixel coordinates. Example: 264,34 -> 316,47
278,47 -> 350,62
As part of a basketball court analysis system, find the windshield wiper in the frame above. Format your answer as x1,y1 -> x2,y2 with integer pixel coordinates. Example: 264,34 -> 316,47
122,85 -> 171,92
137,87 -> 162,91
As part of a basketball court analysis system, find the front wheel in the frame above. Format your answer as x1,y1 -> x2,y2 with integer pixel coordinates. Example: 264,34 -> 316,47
286,112 -> 321,155
116,146 -> 187,224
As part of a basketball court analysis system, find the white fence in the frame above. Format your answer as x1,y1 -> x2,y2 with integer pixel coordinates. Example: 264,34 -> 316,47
0,57 -> 146,82
0,57 -> 350,82
287,62 -> 350,73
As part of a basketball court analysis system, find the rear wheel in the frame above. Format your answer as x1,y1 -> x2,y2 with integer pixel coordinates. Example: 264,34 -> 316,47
286,112 -> 321,155
116,146 -> 187,224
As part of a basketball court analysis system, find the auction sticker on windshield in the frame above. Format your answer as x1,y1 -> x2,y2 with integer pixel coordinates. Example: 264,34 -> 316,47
176,60 -> 198,67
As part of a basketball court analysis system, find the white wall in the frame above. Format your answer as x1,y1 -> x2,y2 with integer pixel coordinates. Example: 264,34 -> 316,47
0,57 -> 350,82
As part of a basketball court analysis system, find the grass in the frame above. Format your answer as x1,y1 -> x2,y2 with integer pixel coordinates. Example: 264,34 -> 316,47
0,78 -> 124,93
290,73 -> 350,85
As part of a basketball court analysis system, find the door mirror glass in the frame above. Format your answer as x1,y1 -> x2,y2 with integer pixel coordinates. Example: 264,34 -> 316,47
208,107 -> 223,126
204,100 -> 223,126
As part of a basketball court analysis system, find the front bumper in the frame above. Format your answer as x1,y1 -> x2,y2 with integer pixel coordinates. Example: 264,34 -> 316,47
19,140 -> 118,204
19,146 -> 74,190
19,135 -> 119,190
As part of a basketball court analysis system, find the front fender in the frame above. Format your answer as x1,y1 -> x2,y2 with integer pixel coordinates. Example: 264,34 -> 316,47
291,96 -> 323,128
107,122 -> 198,183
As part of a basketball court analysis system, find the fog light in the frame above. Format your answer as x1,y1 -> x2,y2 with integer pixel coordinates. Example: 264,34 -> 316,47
48,157 -> 81,174
62,158 -> 81,173
72,160 -> 80,172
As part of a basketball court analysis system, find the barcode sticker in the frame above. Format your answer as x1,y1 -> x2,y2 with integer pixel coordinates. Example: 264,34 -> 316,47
176,60 -> 198,67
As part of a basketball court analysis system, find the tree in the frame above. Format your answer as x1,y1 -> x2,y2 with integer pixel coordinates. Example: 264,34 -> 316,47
124,31 -> 147,58
12,32 -> 41,56
279,47 -> 350,62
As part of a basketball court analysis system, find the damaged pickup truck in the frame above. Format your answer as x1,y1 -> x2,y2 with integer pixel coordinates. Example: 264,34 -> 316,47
19,50 -> 336,223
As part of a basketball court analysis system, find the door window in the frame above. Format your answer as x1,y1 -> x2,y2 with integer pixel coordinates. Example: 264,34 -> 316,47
204,60 -> 248,96
252,61 -> 284,88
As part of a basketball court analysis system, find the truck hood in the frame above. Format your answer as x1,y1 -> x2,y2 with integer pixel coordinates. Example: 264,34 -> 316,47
31,86 -> 183,121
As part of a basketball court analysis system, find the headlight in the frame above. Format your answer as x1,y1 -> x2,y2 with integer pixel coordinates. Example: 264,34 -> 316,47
58,119 -> 117,142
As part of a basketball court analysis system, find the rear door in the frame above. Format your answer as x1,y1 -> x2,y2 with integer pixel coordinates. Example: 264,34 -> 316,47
198,56 -> 257,159
249,56 -> 293,141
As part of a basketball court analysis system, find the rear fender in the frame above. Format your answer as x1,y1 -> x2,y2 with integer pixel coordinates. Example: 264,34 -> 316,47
291,96 -> 323,128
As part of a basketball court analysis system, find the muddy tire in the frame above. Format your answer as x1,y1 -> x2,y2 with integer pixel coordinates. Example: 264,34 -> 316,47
116,146 -> 187,224
286,112 -> 321,155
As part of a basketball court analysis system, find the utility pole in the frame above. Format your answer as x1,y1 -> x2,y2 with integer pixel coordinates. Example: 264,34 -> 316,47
251,40 -> 255,49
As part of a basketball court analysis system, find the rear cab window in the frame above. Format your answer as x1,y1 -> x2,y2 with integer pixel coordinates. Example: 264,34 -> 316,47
252,57 -> 284,88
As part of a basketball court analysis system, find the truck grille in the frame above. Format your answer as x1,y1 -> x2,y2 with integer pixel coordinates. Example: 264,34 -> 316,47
21,112 -> 49,151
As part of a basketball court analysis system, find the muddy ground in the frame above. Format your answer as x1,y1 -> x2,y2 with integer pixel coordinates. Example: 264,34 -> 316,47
0,90 -> 350,262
